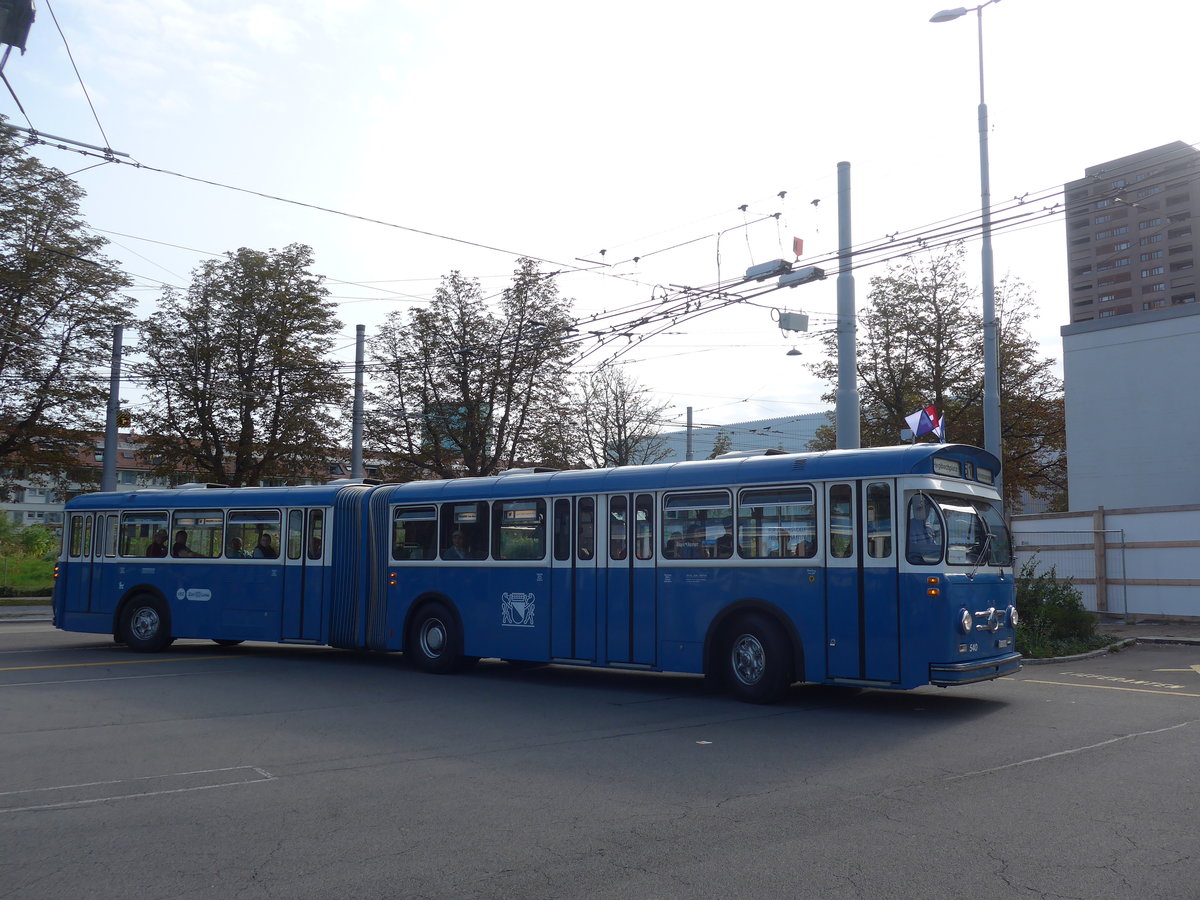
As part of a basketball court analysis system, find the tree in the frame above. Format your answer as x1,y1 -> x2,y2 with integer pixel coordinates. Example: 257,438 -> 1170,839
578,365 -> 671,468
707,428 -> 733,459
366,258 -> 576,478
133,244 -> 346,486
808,245 -> 1066,509
0,118 -> 133,485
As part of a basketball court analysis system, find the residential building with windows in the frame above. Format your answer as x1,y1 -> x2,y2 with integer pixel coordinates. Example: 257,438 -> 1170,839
1065,141 -> 1197,324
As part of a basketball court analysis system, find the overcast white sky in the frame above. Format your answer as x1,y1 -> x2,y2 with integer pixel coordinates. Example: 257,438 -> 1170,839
4,0 -> 1196,434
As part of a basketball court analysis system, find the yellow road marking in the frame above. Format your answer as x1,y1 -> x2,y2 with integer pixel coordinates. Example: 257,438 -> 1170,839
1155,666 -> 1200,675
1025,679 -> 1200,698
0,656 -> 236,673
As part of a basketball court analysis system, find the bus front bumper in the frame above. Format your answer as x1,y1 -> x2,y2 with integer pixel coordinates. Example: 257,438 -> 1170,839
929,651 -> 1022,687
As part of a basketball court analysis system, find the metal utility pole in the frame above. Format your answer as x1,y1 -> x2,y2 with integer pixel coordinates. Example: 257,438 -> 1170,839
685,407 -> 694,461
351,324 -> 365,479
101,325 -> 122,492
835,161 -> 860,449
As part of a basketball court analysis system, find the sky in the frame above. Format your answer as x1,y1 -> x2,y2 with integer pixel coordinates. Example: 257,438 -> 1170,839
3,0 -> 1196,437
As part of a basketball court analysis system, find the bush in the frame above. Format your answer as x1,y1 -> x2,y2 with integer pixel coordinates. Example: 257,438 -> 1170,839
1015,559 -> 1104,658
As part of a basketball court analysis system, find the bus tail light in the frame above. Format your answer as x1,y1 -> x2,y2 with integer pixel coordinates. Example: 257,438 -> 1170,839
53,563 -> 60,580
959,608 -> 972,635
388,572 -> 397,586
927,576 -> 940,597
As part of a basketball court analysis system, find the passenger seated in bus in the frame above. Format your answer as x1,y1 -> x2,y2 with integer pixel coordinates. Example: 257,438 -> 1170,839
227,537 -> 251,559
252,533 -> 279,559
172,531 -> 201,558
678,524 -> 707,559
715,525 -> 733,558
146,529 -> 168,558
663,532 -> 680,559
442,531 -> 469,560
794,535 -> 817,558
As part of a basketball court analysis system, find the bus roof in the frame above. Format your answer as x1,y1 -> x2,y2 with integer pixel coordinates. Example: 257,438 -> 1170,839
64,443 -> 999,511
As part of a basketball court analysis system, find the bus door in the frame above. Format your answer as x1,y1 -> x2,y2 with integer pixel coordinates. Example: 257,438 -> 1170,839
604,493 -> 657,666
825,480 -> 900,683
64,513 -> 96,613
550,496 -> 598,662
281,508 -> 326,642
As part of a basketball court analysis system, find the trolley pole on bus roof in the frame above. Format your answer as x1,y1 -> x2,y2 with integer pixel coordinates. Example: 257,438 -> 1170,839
351,324 -> 365,479
685,406 -> 694,461
835,161 -> 860,449
101,325 -> 123,493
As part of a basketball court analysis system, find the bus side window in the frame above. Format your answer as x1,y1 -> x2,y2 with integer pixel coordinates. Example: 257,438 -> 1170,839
493,499 -> 546,560
829,484 -> 854,559
68,515 -> 85,558
119,512 -> 169,558
105,515 -> 119,557
609,496 -> 627,561
227,510 -> 281,560
441,501 -> 488,560
866,482 -> 893,558
287,509 -> 304,560
307,509 -> 324,560
553,499 -> 571,562
577,498 -> 595,560
393,506 -> 437,560
737,487 -> 815,559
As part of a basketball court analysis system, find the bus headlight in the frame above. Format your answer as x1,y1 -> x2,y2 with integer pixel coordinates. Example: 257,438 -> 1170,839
959,608 -> 972,635
1007,605 -> 1019,628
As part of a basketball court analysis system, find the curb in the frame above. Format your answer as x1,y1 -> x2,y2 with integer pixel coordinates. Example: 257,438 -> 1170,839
1022,635 -> 1200,665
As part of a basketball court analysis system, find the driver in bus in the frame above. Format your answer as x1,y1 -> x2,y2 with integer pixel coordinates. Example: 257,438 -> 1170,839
907,495 -> 942,563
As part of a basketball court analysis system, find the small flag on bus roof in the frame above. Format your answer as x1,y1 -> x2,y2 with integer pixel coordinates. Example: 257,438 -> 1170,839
793,237 -> 804,257
905,405 -> 945,442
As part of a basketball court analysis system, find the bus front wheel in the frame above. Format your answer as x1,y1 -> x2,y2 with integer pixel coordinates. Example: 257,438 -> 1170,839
119,595 -> 175,653
724,613 -> 791,704
408,602 -> 465,674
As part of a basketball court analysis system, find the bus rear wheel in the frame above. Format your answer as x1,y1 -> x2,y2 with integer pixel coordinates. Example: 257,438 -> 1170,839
119,595 -> 174,653
724,613 -> 791,704
408,602 -> 465,674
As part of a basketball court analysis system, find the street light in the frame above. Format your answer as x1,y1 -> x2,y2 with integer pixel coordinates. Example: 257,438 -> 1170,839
931,1 -> 1002,477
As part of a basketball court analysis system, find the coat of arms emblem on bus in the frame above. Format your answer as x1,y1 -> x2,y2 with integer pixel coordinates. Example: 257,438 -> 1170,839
501,592 -> 535,627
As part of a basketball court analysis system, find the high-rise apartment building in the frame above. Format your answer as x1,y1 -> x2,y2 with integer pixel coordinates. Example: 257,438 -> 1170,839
1064,141 -> 1197,323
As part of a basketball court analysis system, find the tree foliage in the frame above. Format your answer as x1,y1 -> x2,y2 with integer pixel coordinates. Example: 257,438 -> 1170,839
0,119 -> 133,484
133,244 -> 345,486
366,259 -> 576,478
707,428 -> 733,459
808,245 -> 1066,509
578,365 -> 670,468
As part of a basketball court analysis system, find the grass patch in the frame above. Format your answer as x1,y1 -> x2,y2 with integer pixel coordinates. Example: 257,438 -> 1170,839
0,557 -> 55,595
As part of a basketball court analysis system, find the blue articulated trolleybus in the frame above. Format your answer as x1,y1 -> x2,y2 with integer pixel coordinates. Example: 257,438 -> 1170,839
54,443 -> 1021,703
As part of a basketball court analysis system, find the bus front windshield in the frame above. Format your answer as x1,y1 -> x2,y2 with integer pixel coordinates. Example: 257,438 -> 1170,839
906,494 -> 1012,568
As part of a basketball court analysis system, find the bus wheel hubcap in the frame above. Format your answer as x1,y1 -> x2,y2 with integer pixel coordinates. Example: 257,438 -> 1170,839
732,634 -> 765,685
421,619 -> 446,657
132,607 -> 159,640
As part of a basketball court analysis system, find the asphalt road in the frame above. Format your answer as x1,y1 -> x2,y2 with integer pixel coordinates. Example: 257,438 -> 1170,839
2,623 -> 1198,899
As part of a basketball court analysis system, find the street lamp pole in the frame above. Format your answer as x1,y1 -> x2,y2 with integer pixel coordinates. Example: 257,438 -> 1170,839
931,3 -> 1002,475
